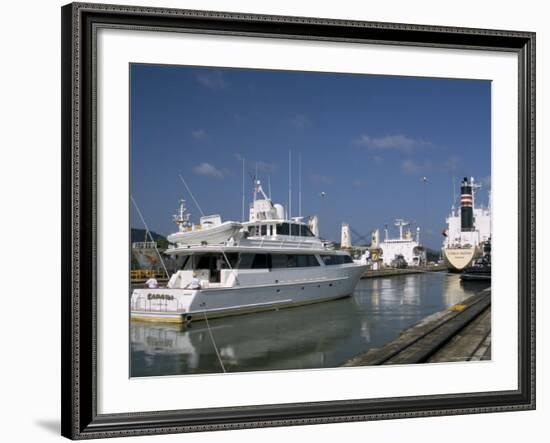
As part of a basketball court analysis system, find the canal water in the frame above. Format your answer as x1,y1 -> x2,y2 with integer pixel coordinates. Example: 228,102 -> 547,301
130,272 -> 489,377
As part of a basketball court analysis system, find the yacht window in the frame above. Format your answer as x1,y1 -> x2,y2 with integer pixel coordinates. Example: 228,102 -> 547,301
269,225 -> 273,236
196,255 -> 212,269
287,255 -> 297,267
277,223 -> 290,236
301,226 -> 315,237
261,225 -> 267,236
308,255 -> 321,266
321,255 -> 334,265
251,254 -> 270,269
278,222 -> 315,237
298,254 -> 320,267
293,224 -> 311,237
237,253 -> 254,269
180,256 -> 191,270
270,254 -> 320,268
248,226 -> 255,235
271,254 -> 289,268
225,253 -> 239,269
255,226 -> 260,236
321,254 -> 353,265
295,255 -> 309,267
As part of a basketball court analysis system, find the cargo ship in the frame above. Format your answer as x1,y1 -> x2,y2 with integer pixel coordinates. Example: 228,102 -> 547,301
442,177 -> 491,272
379,219 -> 426,268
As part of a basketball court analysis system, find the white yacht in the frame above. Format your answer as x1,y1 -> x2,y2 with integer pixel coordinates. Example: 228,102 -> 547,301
131,180 -> 368,322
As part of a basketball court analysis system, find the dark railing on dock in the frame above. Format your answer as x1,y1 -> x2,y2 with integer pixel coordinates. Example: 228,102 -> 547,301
342,289 -> 491,366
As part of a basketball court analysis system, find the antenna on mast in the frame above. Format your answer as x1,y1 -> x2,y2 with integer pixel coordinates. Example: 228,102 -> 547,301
451,174 -> 456,206
268,176 -> 272,199
449,161 -> 456,206
288,150 -> 292,220
299,152 -> 302,218
241,157 -> 245,222
299,153 -> 302,235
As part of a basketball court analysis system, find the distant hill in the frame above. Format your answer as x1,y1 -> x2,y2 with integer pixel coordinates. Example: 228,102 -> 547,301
131,228 -> 169,249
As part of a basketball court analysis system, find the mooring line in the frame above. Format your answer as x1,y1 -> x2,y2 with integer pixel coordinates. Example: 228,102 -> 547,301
179,174 -> 205,217
201,304 -> 226,373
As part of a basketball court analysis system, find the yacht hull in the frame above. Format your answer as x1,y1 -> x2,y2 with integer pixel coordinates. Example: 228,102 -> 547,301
131,265 -> 366,322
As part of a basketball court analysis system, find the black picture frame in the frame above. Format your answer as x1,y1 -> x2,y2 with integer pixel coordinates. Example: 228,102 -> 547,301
61,2 -> 536,439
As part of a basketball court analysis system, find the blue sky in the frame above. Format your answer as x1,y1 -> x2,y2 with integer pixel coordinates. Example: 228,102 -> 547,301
130,64 -> 491,249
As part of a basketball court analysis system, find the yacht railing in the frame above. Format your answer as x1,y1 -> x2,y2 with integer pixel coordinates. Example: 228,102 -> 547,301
166,237 -> 336,252
243,238 -> 322,250
132,241 -> 158,249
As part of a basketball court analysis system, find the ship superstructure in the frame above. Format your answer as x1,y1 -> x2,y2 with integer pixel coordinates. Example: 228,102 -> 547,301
379,219 -> 426,267
442,177 -> 491,272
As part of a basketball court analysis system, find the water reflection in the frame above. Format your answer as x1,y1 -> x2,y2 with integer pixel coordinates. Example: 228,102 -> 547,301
131,273 -> 489,377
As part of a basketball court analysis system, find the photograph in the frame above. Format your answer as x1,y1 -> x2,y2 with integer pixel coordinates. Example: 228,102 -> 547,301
129,64 -> 492,377
57,1 -> 537,439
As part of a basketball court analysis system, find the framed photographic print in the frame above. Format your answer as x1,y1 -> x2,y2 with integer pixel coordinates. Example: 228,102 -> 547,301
61,2 -> 536,439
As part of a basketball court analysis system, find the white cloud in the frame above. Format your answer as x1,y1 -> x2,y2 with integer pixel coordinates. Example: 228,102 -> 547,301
400,159 -> 432,175
309,172 -> 334,185
234,154 -> 278,175
196,71 -> 226,89
191,129 -> 207,140
355,134 -> 432,152
194,162 -> 224,179
401,159 -> 419,174
256,160 -> 278,174
289,114 -> 311,129
444,155 -> 460,172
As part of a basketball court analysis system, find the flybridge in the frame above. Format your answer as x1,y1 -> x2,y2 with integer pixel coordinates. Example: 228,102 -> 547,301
166,177 -> 327,250
249,179 -> 286,221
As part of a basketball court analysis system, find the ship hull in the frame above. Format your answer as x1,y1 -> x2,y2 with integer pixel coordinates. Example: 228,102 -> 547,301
131,264 -> 367,323
460,271 -> 491,281
442,246 -> 480,272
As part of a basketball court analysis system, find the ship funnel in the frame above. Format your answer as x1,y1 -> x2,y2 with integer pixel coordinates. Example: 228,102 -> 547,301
460,177 -> 474,232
